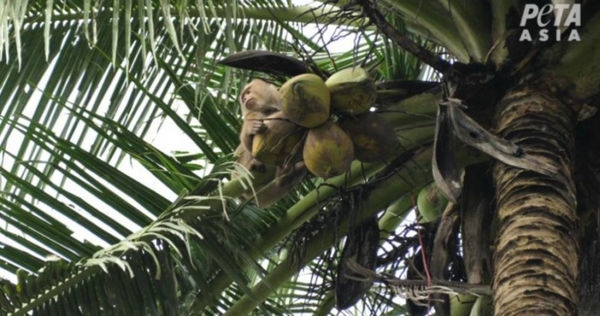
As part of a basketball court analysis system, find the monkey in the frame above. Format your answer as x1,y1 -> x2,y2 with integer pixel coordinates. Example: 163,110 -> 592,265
232,78 -> 307,208
239,78 -> 281,114
250,160 -> 306,208
234,79 -> 281,171
239,79 -> 281,150
234,111 -> 269,171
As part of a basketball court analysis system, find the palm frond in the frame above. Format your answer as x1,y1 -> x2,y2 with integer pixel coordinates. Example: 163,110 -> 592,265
0,0 -> 475,315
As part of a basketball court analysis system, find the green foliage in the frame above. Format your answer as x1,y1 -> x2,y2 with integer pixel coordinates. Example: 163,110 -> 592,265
0,0 -> 474,315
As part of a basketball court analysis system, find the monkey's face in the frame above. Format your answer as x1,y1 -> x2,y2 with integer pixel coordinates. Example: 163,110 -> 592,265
239,79 -> 281,113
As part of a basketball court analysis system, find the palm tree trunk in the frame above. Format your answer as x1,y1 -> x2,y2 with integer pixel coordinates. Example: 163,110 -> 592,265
493,82 -> 579,315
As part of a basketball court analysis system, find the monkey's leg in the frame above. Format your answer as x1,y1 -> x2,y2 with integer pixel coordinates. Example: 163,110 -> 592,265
275,161 -> 306,188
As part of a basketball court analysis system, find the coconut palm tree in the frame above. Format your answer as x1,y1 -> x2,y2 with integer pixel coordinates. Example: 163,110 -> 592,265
0,0 -> 599,315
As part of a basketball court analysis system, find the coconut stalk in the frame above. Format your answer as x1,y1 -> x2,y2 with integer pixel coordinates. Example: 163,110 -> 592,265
223,144 -> 488,315
190,124 -> 437,313
223,147 -> 435,316
493,82 -> 579,315
378,191 -> 419,237
189,157 -> 391,312
190,153 -> 405,312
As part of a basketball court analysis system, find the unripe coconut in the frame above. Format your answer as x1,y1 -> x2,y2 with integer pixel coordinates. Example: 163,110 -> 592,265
303,121 -> 354,178
252,112 -> 305,166
339,112 -> 397,162
469,296 -> 493,316
326,67 -> 376,114
417,182 -> 448,222
450,294 -> 477,316
280,73 -> 330,128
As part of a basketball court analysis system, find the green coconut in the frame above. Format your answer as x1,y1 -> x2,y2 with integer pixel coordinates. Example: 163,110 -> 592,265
450,294 -> 477,316
469,296 -> 493,316
417,182 -> 448,223
326,67 -> 376,114
303,121 -> 354,178
252,111 -> 305,166
280,73 -> 330,128
339,112 -> 397,162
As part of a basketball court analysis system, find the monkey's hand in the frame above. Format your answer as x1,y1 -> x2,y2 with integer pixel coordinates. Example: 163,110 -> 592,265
249,119 -> 267,135
249,158 -> 266,172
275,161 -> 306,187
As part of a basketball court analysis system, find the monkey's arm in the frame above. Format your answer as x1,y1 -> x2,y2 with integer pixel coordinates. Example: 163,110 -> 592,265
251,165 -> 305,208
235,144 -> 266,172
233,143 -> 246,158
275,161 -> 306,188
237,153 -> 305,208
240,112 -> 267,152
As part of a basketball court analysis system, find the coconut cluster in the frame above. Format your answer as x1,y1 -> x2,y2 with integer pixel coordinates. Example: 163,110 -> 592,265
252,67 -> 397,179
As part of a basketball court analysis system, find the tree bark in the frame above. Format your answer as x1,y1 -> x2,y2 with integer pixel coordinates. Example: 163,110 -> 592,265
493,82 -> 579,315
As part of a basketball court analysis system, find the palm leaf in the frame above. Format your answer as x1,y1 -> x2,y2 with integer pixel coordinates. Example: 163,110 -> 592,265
0,1 -> 477,315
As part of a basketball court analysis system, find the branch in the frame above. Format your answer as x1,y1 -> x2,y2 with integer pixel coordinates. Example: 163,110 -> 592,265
221,145 -> 489,315
222,147 -> 435,316
437,0 -> 491,62
356,0 -> 451,73
379,0 -> 470,62
347,260 -> 492,296
10,267 -> 98,316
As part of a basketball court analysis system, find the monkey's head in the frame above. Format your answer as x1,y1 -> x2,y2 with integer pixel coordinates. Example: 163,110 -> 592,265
239,79 -> 281,115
